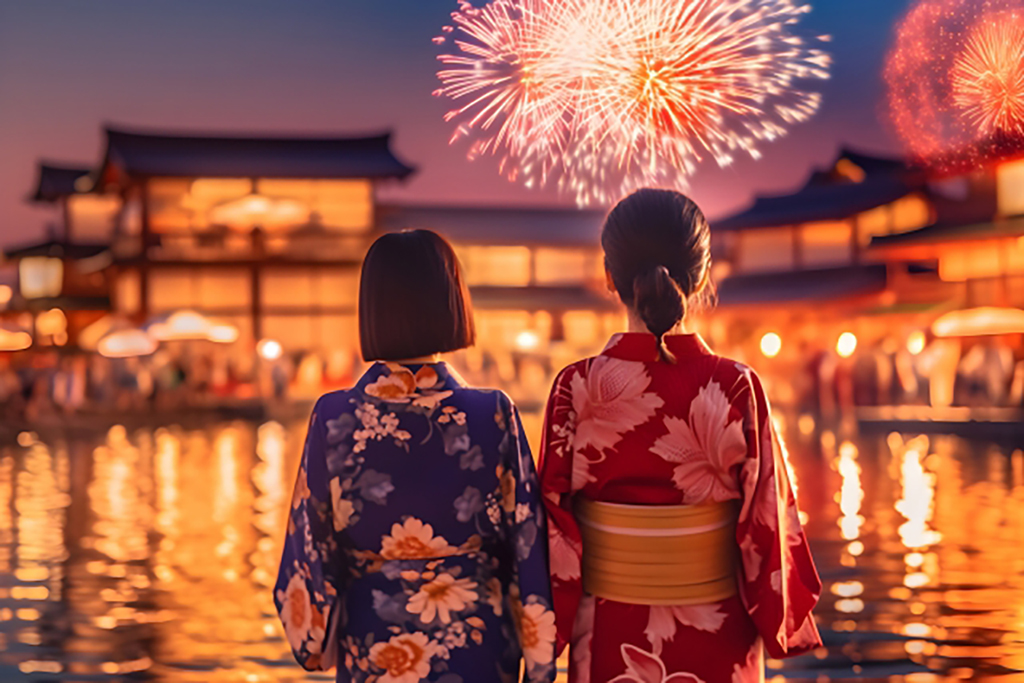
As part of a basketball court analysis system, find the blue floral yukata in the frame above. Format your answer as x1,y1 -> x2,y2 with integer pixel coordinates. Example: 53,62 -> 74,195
275,362 -> 556,683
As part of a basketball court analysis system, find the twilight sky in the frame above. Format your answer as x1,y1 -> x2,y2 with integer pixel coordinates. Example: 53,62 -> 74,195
0,0 -> 913,247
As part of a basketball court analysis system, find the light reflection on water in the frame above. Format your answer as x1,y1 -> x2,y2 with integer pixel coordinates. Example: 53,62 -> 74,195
0,419 -> 1021,681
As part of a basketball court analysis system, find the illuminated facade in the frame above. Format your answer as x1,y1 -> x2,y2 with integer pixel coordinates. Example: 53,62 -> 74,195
708,150 -> 940,381
2,164 -> 114,346
4,127 -> 625,415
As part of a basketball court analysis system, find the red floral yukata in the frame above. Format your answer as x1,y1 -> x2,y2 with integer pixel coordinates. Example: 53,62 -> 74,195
539,333 -> 822,683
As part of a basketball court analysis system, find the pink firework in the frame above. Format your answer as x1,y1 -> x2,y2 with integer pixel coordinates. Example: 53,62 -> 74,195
886,0 -> 1024,170
435,0 -> 831,205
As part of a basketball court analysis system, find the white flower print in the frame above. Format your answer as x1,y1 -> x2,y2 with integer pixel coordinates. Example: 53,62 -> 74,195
413,390 -> 453,411
406,573 -> 478,624
571,595 -> 597,683
571,356 -> 663,458
329,478 -> 355,532
380,518 -> 457,560
731,639 -> 763,683
368,632 -> 440,683
610,644 -> 706,683
739,533 -> 763,582
644,604 -> 728,655
515,503 -> 532,524
353,403 -> 412,453
549,525 -> 581,581
651,380 -> 747,504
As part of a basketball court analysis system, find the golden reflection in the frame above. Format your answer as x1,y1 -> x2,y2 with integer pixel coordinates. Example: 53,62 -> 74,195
6,416 -> 1019,680
895,437 -> 942,551
88,426 -> 150,564
0,454 -> 13,574
836,441 -> 864,541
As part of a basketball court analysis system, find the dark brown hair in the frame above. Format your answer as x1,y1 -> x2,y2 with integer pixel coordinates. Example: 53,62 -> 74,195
602,189 -> 712,363
359,230 -> 476,361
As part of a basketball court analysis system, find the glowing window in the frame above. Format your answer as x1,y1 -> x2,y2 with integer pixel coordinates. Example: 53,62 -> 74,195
67,195 -> 121,241
998,158 -> 1024,216
149,270 -> 250,311
459,247 -> 532,286
261,269 -> 358,309
563,311 -> 600,348
735,228 -> 795,274
115,270 -> 141,314
19,257 -> 63,299
801,221 -> 852,268
258,179 -> 373,232
150,271 -> 196,311
148,179 -> 194,233
534,249 -> 595,285
938,241 -> 1024,281
474,311 -> 532,347
891,195 -> 932,233
857,205 -> 891,247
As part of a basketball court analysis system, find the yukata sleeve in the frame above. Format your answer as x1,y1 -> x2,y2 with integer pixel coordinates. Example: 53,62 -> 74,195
275,397 -> 344,671
735,370 -> 823,659
536,366 -> 583,655
498,394 -> 557,683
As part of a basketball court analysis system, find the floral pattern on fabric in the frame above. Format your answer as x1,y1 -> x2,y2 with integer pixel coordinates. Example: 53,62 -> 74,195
276,362 -> 556,683
539,334 -> 822,683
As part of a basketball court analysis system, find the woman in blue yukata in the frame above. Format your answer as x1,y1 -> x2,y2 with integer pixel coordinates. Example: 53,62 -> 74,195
275,229 -> 557,683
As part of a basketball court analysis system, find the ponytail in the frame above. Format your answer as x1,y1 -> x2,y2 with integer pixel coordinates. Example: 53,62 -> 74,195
633,266 -> 684,364
602,189 -> 712,364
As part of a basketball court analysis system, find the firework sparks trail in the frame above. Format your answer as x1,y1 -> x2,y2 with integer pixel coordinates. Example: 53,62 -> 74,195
951,16 -> 1024,136
434,0 -> 831,205
886,0 -> 1024,170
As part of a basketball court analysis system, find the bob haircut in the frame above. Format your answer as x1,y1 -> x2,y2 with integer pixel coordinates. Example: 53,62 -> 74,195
359,229 -> 476,361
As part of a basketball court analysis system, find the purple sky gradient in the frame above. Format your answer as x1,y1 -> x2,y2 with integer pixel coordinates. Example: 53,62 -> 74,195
0,0 -> 913,248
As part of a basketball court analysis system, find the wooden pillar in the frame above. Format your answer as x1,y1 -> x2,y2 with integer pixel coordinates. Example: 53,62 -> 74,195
251,266 -> 262,342
139,179 -> 152,321
850,216 -> 861,264
61,197 -> 72,242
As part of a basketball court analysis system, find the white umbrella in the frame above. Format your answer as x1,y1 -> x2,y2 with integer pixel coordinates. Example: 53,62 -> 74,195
97,328 -> 158,358
932,307 -> 1024,338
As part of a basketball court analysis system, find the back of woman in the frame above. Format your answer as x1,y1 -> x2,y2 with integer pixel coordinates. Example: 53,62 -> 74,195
539,190 -> 822,683
276,230 -> 556,683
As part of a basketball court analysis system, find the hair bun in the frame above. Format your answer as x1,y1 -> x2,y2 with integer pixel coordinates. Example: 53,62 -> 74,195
633,266 -> 685,360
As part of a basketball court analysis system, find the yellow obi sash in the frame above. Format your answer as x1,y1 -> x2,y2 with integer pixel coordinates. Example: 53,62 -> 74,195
576,499 -> 739,606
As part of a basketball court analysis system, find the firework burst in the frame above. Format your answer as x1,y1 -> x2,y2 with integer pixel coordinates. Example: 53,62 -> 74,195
951,15 -> 1024,136
886,0 -> 1024,170
435,0 -> 830,205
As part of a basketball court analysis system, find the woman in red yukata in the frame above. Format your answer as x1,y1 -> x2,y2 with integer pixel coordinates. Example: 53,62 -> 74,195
539,189 -> 822,683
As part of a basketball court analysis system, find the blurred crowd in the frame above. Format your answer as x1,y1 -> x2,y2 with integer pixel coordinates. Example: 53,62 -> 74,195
0,347 -> 360,422
782,337 -> 1024,418
0,335 -> 1021,425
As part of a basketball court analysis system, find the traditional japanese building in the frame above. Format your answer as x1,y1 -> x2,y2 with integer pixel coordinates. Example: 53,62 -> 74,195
2,163 -> 116,345
3,126 -> 626,412
707,150 -> 944,366
84,127 -> 415,354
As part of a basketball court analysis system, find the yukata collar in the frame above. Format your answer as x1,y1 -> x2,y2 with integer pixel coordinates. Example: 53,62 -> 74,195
601,332 -> 714,363
356,360 -> 466,396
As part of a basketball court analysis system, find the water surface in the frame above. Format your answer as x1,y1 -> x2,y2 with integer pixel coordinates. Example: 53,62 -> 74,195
0,417 -> 1020,681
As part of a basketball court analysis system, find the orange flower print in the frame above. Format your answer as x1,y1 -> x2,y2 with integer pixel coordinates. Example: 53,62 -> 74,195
497,465 -> 517,514
380,518 -> 457,560
368,632 -> 439,683
365,369 -> 417,402
510,595 -> 557,670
